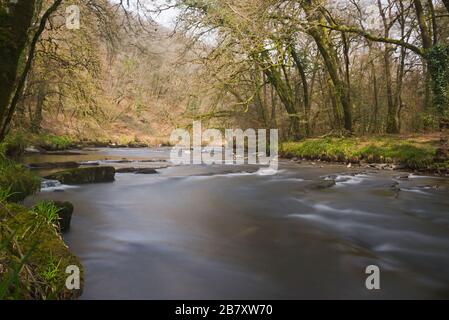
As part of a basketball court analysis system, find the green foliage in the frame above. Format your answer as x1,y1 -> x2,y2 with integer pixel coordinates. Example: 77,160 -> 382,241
426,45 -> 449,118
33,201 -> 60,227
2,132 -> 76,152
39,254 -> 62,291
419,112 -> 439,131
0,232 -> 36,300
281,137 -> 438,169
0,157 -> 40,203
0,131 -> 29,158
282,138 -> 359,162
39,135 -> 74,151
0,187 -> 12,203
0,203 -> 83,300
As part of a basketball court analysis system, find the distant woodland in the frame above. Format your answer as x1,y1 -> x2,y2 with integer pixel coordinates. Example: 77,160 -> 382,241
1,0 -> 449,150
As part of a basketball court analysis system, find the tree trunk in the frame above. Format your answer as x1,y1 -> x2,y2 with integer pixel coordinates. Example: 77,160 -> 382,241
0,0 -> 37,134
302,0 -> 352,133
261,52 -> 301,140
371,62 -> 380,133
384,46 -> 399,134
413,0 -> 432,50
31,82 -> 46,133
290,46 -> 311,136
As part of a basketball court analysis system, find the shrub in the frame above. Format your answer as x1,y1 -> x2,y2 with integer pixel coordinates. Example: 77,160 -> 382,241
39,135 -> 74,151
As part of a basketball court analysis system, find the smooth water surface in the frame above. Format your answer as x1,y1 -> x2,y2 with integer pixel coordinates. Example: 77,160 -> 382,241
25,148 -> 449,299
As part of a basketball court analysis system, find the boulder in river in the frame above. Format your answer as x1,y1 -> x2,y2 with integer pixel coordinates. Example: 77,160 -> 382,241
53,201 -> 74,233
45,166 -> 115,185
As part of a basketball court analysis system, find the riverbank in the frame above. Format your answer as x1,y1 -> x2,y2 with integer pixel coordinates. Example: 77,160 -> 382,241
0,144 -> 83,300
281,135 -> 449,175
1,131 -> 171,158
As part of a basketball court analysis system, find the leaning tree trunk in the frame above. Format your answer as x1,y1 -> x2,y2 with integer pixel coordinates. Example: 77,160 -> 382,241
0,0 -> 63,141
0,0 -> 37,136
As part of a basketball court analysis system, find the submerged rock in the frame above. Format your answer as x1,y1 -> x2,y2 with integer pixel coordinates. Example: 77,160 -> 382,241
79,161 -> 100,166
43,151 -> 86,156
45,166 -> 115,185
104,159 -> 133,164
27,161 -> 80,170
53,201 -> 74,233
116,167 -> 139,173
116,167 -> 162,174
308,179 -> 336,190
139,159 -> 168,163
135,168 -> 159,174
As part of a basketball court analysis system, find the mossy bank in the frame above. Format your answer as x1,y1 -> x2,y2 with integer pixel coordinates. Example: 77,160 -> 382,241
0,142 -> 83,300
0,202 -> 83,299
281,135 -> 449,174
0,131 -> 167,157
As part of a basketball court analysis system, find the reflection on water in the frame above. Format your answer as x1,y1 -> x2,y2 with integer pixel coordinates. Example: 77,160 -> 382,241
24,148 -> 449,299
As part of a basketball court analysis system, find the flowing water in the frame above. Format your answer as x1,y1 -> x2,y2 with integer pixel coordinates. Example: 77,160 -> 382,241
24,148 -> 449,299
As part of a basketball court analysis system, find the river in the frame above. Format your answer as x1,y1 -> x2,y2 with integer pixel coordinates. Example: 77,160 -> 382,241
23,148 -> 449,299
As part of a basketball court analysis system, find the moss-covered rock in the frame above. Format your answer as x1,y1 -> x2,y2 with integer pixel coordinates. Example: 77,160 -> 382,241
45,166 -> 116,185
53,201 -> 74,233
0,203 -> 83,300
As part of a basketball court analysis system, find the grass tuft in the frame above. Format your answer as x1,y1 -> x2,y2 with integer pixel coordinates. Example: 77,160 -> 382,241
0,157 -> 40,203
